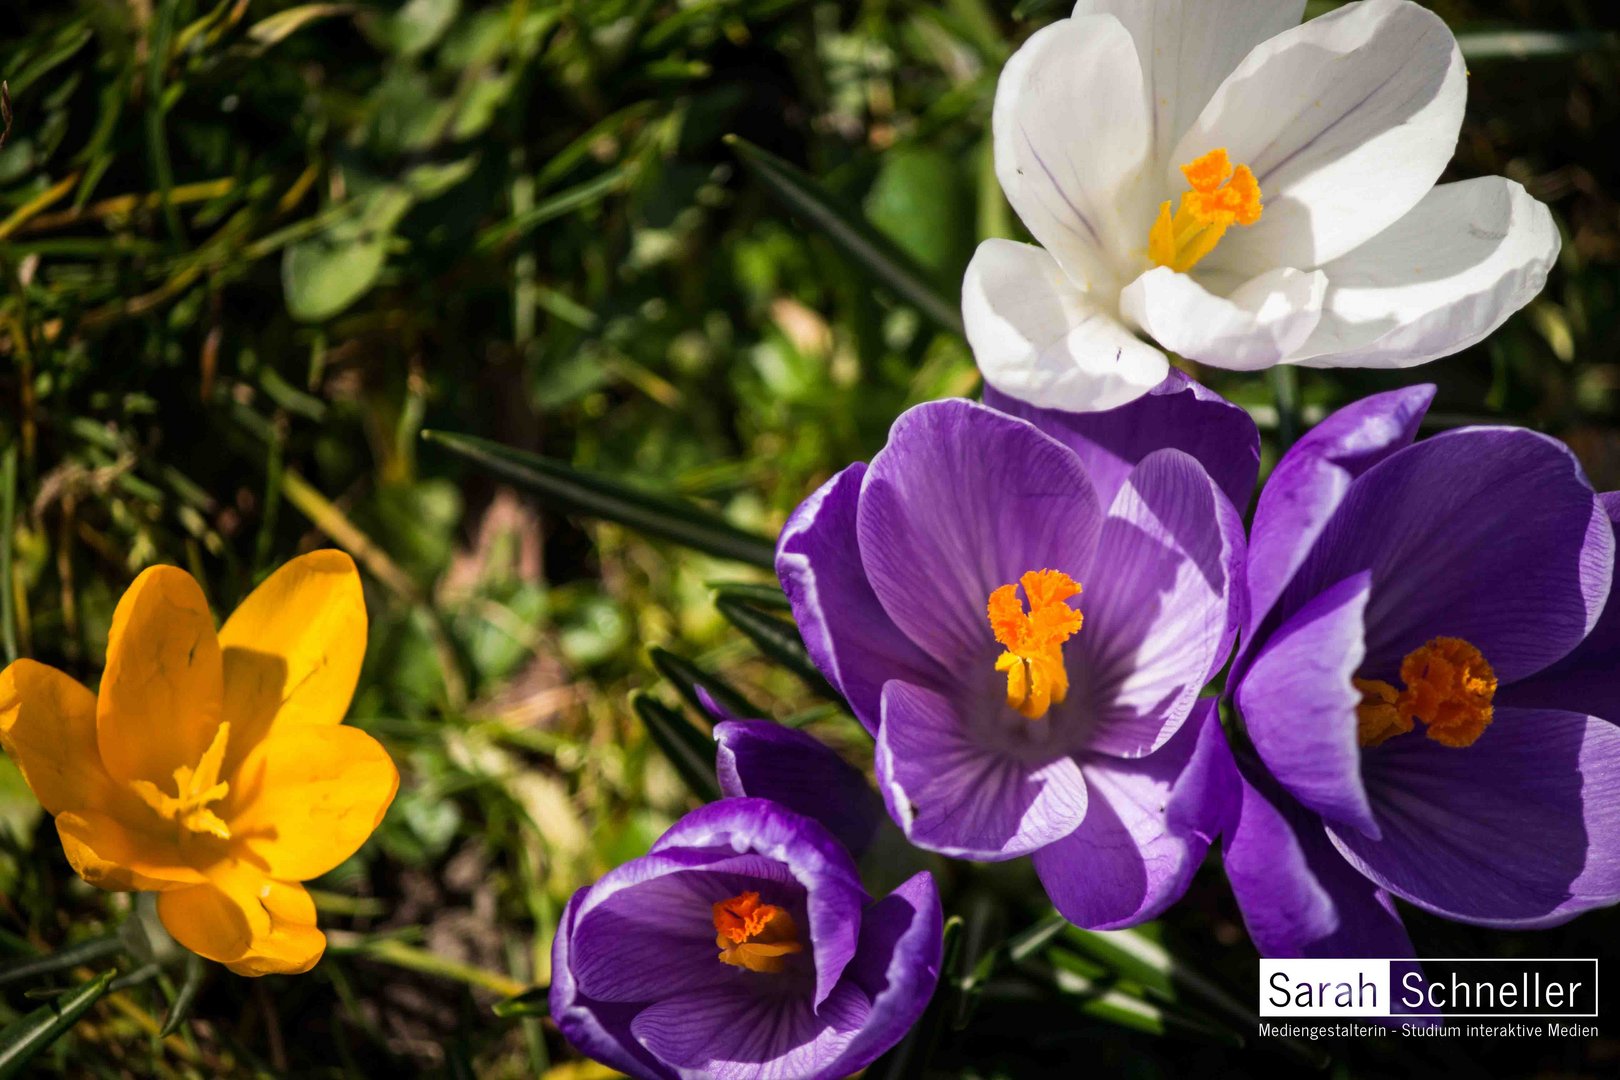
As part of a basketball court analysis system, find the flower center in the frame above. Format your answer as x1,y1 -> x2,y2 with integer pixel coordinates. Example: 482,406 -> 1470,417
1148,148 -> 1264,273
712,891 -> 803,974
1354,638 -> 1497,749
987,569 -> 1084,720
130,722 -> 233,839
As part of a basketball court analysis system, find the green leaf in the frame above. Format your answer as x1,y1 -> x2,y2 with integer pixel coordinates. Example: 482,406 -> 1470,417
0,936 -> 121,989
0,969 -> 115,1079
492,985 -> 550,1020
725,136 -> 964,335
248,4 -> 354,49
714,597 -> 843,706
864,145 -> 972,276
708,581 -> 792,611
1,444 -> 15,663
648,646 -> 762,721
158,953 -> 206,1038
630,691 -> 721,804
1015,951 -> 1244,1047
283,186 -> 413,322
421,430 -> 777,568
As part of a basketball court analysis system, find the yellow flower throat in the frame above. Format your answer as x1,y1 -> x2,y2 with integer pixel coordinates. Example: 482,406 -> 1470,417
1355,638 -> 1497,749
1149,148 -> 1264,273
987,570 -> 1084,720
131,722 -> 233,840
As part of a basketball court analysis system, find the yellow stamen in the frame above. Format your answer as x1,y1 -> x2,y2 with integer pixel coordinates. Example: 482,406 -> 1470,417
987,569 -> 1084,720
1148,148 -> 1264,273
712,891 -> 803,974
1354,638 -> 1497,749
131,722 -> 233,839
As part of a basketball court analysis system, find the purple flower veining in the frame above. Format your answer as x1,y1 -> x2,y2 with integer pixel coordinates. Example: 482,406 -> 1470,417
1224,385 -> 1620,957
776,373 -> 1251,928
551,798 -> 942,1079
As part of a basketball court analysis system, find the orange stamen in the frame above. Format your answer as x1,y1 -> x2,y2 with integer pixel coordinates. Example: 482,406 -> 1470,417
987,569 -> 1083,720
1355,637 -> 1496,749
1148,148 -> 1264,273
712,891 -> 803,974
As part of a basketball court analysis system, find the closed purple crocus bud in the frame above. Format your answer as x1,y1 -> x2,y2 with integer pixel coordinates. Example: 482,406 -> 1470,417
1225,385 -> 1620,958
777,374 -> 1252,928
550,798 -> 942,1079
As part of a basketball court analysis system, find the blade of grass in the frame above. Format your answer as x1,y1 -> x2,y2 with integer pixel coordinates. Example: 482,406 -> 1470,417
715,596 -> 843,705
725,136 -> 963,335
648,645 -> 763,721
0,969 -> 115,1080
0,936 -> 121,989
630,690 -> 722,803
1,445 -> 16,663
422,430 -> 777,568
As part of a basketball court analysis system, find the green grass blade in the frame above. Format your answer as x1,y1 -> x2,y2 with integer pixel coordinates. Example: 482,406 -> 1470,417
0,936 -> 121,989
0,445 -> 16,663
725,136 -> 964,335
0,969 -> 115,1080
714,596 -> 843,705
422,430 -> 777,568
157,953 -> 207,1038
630,691 -> 722,804
648,646 -> 763,721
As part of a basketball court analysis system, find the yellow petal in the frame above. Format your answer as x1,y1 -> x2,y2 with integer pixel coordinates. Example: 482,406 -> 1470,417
157,864 -> 326,976
0,660 -> 116,816
218,551 -> 366,770
55,810 -> 207,891
97,566 -> 224,787
228,724 -> 398,881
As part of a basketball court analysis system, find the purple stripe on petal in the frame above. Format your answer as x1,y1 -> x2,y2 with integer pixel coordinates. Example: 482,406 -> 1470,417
1034,698 -> 1238,929
1282,427 -> 1613,684
1240,384 -> 1433,666
1075,449 -> 1243,758
550,889 -> 678,1080
1500,492 -> 1620,721
714,719 -> 885,857
1236,571 -> 1379,838
651,799 -> 868,1008
1224,755 -> 1414,960
875,680 -> 1088,860
1331,706 -> 1620,928
984,370 -> 1260,512
856,399 -> 1103,668
778,463 -> 948,733
630,980 -> 868,1080
822,871 -> 945,1079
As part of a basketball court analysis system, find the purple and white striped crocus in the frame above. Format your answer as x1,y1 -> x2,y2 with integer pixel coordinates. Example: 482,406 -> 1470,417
777,373 -> 1250,928
550,798 -> 941,1079
1224,385 -> 1620,957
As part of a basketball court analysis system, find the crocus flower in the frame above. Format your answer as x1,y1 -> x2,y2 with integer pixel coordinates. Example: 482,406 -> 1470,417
777,374 -> 1246,927
1224,386 -> 1620,957
0,552 -> 398,975
550,798 -> 941,1079
966,0 -> 1560,412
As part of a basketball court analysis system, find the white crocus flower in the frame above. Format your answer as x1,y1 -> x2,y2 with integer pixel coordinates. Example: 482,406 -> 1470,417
965,0 -> 1561,411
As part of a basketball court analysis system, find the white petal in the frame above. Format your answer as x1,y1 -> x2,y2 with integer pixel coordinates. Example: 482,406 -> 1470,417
1174,0 -> 1466,276
1071,0 -> 1305,176
1291,177 -> 1560,368
994,14 -> 1150,292
1120,265 -> 1326,370
964,239 -> 1170,412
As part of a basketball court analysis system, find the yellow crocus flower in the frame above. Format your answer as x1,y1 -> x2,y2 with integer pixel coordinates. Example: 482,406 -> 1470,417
0,551 -> 397,976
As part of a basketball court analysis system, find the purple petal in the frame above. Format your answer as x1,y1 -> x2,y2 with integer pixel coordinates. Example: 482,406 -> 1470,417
550,889 -> 677,1080
1235,572 -> 1378,837
1500,492 -> 1620,720
1223,755 -> 1414,959
1034,698 -> 1239,929
778,463 -> 950,733
1281,427 -> 1613,683
822,871 -> 945,1078
856,399 -> 1103,667
1074,448 -> 1244,757
714,719 -> 885,857
652,799 -> 869,1007
875,680 -> 1088,860
1331,706 -> 1620,927
631,980 -> 867,1080
984,370 -> 1260,511
1239,385 -> 1434,667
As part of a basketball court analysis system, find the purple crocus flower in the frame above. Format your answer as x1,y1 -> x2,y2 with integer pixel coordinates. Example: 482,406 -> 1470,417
777,373 -> 1249,928
1224,385 -> 1620,958
550,798 -> 941,1079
